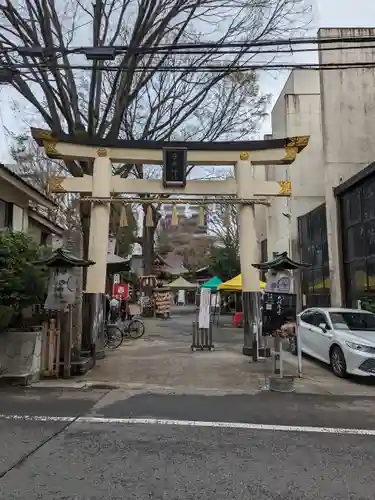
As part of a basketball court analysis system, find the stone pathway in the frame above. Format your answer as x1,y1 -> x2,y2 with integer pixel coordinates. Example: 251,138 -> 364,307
32,313 -> 375,397
84,316 -> 268,394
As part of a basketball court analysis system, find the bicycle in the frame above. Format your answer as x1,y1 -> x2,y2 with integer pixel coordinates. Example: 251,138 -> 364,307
121,315 -> 145,339
104,322 -> 124,349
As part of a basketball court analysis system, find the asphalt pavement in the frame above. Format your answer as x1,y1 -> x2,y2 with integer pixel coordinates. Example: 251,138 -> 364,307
1,387 -> 375,499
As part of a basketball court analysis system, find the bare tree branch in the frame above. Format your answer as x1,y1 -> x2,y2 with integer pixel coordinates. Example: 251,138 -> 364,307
0,0 -> 310,268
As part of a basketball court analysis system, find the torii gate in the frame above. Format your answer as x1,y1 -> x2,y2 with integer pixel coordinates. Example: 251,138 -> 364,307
31,129 -> 308,358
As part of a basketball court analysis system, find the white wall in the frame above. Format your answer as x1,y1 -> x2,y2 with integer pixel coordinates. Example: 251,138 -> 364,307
12,204 -> 25,231
266,70 -> 325,258
27,219 -> 44,244
319,27 -> 375,305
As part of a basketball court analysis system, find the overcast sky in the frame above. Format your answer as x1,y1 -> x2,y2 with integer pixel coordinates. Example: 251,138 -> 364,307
1,0 -> 375,161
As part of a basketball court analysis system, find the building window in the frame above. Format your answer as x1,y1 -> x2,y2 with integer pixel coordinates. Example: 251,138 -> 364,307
298,203 -> 330,308
340,174 -> 375,310
0,200 -> 12,230
40,232 -> 49,246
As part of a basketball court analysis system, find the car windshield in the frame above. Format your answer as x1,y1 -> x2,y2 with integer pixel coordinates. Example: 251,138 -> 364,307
329,311 -> 375,331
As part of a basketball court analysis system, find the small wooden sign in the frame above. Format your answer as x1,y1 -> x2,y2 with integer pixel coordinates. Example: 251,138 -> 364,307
163,148 -> 187,188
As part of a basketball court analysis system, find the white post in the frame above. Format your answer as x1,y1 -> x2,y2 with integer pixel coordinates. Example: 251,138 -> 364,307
83,154 -> 112,359
86,155 -> 112,294
235,154 -> 261,359
296,315 -> 303,377
279,339 -> 284,378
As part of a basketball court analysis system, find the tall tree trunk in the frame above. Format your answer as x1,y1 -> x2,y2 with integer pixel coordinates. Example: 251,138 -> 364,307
143,225 -> 155,276
80,200 -> 91,289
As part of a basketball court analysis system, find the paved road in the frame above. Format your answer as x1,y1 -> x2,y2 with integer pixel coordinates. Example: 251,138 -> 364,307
1,388 -> 375,499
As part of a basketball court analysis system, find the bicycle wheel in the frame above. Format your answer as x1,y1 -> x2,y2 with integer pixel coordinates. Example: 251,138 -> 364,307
127,319 -> 145,339
104,325 -> 123,349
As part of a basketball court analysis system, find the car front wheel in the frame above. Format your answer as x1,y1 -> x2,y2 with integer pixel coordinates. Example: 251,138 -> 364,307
330,345 -> 347,378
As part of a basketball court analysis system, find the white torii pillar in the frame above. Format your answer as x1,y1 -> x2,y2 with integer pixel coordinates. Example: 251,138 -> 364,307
86,154 -> 112,294
235,152 -> 262,359
82,153 -> 112,359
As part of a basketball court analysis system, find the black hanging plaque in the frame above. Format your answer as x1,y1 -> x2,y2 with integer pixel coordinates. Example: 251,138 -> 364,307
163,148 -> 187,188
262,292 -> 297,335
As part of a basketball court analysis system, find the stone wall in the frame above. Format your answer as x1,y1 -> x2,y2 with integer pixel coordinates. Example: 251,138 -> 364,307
0,329 -> 42,385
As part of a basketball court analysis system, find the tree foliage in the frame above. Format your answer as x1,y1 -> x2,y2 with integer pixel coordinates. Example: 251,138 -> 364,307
210,246 -> 241,282
181,237 -> 215,272
205,171 -> 241,280
155,229 -> 173,257
0,232 -> 47,328
208,171 -> 239,255
7,131 -> 78,228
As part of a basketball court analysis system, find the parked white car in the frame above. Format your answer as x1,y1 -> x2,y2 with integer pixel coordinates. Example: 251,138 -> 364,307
290,307 -> 375,378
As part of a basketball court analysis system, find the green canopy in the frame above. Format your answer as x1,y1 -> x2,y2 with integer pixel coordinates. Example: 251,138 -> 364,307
201,276 -> 222,290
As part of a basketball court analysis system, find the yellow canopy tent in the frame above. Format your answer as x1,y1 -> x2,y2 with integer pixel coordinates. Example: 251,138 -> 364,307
218,274 -> 266,291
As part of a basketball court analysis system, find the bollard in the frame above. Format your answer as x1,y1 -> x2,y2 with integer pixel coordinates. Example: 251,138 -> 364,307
191,321 -> 197,351
191,321 -> 214,351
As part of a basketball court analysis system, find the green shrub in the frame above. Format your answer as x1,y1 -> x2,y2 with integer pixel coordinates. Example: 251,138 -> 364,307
0,232 -> 48,329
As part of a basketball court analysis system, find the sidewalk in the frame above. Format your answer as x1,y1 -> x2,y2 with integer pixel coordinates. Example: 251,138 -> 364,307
31,316 -> 375,397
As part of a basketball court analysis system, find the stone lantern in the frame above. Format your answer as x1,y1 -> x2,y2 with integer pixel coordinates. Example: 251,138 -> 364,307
35,247 -> 96,376
252,252 -> 310,391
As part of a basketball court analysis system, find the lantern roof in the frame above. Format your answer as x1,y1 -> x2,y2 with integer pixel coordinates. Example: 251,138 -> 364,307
34,247 -> 95,268
252,252 -> 310,271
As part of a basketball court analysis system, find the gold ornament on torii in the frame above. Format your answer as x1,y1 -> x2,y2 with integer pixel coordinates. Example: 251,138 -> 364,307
97,148 -> 107,157
33,129 -> 62,159
278,180 -> 292,196
48,176 -> 66,193
283,136 -> 309,162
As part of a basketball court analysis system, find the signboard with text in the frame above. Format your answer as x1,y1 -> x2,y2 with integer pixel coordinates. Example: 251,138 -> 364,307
198,287 -> 211,329
113,283 -> 129,300
163,148 -> 187,188
262,292 -> 297,335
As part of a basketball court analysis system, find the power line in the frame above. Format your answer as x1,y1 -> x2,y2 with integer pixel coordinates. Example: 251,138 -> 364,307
2,60 -> 375,74
0,34 -> 375,58
113,35 -> 375,55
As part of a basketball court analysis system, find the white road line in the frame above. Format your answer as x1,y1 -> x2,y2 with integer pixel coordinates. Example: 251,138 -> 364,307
1,413 -> 375,436
0,414 -> 74,423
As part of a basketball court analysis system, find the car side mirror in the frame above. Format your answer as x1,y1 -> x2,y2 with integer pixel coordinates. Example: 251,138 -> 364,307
319,322 -> 327,332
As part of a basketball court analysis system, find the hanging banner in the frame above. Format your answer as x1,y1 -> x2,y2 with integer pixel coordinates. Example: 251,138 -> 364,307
198,287 -> 211,329
113,283 -> 129,300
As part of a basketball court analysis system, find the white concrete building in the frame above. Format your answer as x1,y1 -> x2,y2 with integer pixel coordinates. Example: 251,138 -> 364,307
265,69 -> 325,257
263,27 -> 375,309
